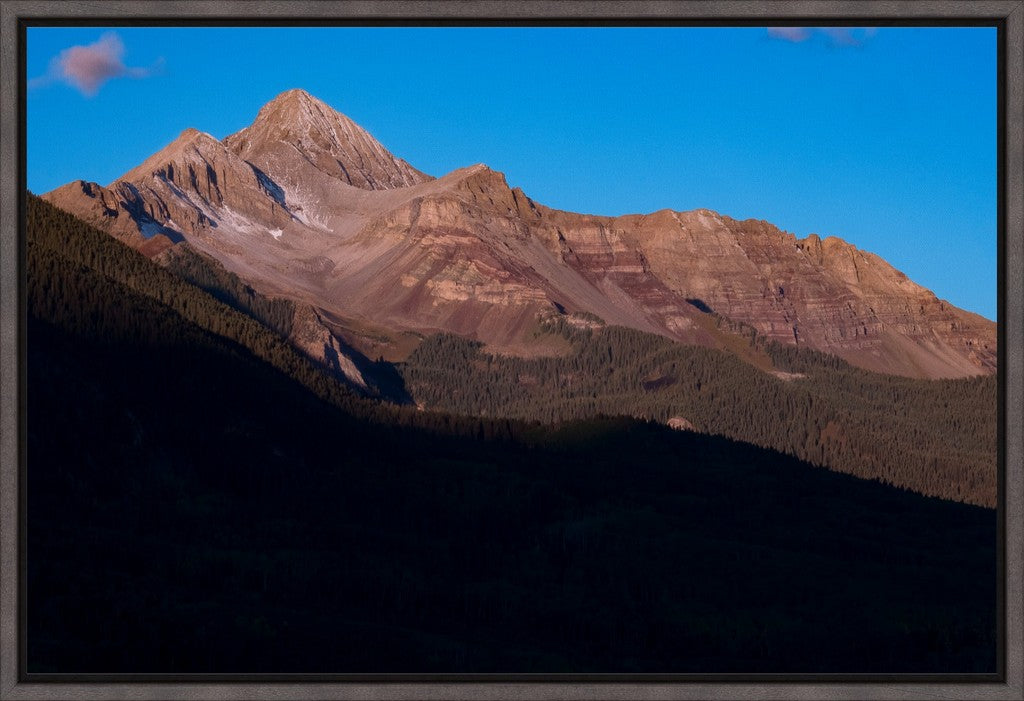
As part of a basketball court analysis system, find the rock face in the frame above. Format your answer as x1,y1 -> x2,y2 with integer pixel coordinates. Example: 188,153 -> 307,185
42,88 -> 996,379
43,180 -> 181,258
616,209 -> 996,377
667,417 -> 696,431
224,88 -> 431,191
288,304 -> 368,390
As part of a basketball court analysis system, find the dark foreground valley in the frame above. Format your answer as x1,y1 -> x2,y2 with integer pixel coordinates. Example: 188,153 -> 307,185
26,195 -> 996,673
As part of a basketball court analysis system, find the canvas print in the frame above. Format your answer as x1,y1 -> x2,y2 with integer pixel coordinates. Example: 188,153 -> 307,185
25,25 -> 998,674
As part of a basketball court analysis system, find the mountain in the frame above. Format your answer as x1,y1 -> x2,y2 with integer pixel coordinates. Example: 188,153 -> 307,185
25,194 -> 996,672
27,193 -> 996,508
42,88 -> 996,379
26,89 -> 999,674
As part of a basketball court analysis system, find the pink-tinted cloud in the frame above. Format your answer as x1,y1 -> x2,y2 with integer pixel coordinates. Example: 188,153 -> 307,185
819,27 -> 879,46
767,27 -> 812,43
29,32 -> 161,96
767,26 -> 879,47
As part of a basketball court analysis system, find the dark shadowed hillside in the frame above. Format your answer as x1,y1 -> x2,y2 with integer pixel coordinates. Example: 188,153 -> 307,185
26,194 -> 996,674
399,321 -> 997,506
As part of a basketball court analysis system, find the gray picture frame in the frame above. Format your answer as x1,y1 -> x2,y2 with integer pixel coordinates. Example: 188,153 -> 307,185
1,2 -> 1021,699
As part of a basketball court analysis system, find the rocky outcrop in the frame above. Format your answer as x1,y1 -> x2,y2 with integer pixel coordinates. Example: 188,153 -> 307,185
42,180 -> 180,257
224,88 -> 432,191
289,304 -> 368,390
667,417 -> 696,431
42,89 -> 996,379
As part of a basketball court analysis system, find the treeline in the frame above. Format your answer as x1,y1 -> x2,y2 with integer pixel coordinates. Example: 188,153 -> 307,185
160,243 -> 296,337
400,323 -> 997,507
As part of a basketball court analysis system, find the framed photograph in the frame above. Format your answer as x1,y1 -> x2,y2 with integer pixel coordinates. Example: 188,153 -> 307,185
2,2 -> 1021,700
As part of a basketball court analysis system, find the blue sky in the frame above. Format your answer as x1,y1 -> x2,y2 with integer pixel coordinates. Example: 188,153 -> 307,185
26,26 -> 997,320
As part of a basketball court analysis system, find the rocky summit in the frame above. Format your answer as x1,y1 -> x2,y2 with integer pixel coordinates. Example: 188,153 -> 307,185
43,88 -> 996,379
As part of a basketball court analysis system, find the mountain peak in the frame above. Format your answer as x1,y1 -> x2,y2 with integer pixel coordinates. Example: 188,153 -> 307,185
114,127 -> 229,185
271,87 -> 315,101
266,87 -> 320,106
173,127 -> 220,149
225,89 -> 433,191
256,88 -> 331,122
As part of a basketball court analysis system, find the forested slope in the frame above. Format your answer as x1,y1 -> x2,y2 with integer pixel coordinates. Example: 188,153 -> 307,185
400,321 -> 997,506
